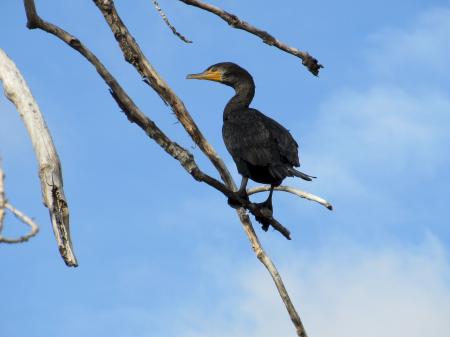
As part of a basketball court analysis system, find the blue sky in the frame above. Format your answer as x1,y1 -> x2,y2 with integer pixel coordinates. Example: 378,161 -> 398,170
1,1 -> 449,336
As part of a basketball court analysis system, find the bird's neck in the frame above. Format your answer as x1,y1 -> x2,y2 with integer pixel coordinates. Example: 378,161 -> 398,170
224,80 -> 255,118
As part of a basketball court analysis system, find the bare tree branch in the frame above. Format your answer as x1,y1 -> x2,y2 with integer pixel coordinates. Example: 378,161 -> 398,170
151,0 -> 192,43
236,208 -> 308,337
94,0 -> 235,189
0,47 -> 77,266
179,0 -> 323,76
21,0 -> 323,335
91,0 -> 296,238
22,0 -> 288,239
248,185 -> 334,210
23,0 -> 290,238
0,159 -> 39,244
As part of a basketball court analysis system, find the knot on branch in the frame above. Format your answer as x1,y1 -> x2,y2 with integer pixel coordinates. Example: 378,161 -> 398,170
115,34 -> 138,67
260,31 -> 276,46
69,38 -> 81,48
26,17 -> 41,29
97,0 -> 113,11
225,12 -> 240,27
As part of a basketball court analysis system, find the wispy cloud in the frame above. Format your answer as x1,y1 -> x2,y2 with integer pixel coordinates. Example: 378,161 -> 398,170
366,7 -> 450,80
175,7 -> 450,336
177,234 -> 450,337
312,87 -> 450,177
303,6 -> 450,205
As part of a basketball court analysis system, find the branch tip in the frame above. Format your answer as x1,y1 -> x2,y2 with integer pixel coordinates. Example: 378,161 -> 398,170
302,52 -> 324,77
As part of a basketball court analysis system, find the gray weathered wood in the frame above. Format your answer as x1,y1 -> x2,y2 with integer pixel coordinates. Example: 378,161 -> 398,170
0,48 -> 77,266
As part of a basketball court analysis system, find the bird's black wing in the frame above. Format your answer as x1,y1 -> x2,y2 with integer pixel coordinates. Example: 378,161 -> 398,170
222,108 -> 300,168
261,112 -> 300,167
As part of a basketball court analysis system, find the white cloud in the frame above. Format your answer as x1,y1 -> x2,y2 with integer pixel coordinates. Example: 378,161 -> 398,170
177,234 -> 450,337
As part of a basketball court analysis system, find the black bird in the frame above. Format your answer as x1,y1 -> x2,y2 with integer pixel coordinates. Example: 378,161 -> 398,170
187,62 -> 314,213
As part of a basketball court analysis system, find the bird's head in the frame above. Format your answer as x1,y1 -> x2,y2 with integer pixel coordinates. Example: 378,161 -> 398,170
187,62 -> 253,88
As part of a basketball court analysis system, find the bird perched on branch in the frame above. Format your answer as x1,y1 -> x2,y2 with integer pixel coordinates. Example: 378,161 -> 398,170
187,62 -> 314,219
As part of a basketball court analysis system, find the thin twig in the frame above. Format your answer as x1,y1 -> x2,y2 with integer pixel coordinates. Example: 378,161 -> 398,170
0,160 -> 39,244
0,47 -> 76,265
248,185 -> 333,210
179,0 -> 323,76
152,0 -> 192,43
0,203 -> 39,244
23,1 -> 314,335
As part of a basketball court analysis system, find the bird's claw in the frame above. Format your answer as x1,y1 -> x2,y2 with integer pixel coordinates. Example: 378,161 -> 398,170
227,191 -> 249,209
254,201 -> 273,231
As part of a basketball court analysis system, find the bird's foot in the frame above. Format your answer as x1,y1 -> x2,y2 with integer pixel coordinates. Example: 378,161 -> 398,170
254,201 -> 273,231
227,191 -> 250,209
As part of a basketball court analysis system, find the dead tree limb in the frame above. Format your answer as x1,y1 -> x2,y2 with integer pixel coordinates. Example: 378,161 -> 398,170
0,47 -> 76,266
21,0 -> 325,335
93,0 -> 235,188
179,0 -> 323,76
22,0 -> 289,239
151,0 -> 192,43
91,0 -> 296,238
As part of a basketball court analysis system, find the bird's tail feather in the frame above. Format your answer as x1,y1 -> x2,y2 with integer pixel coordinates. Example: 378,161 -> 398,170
289,168 -> 316,181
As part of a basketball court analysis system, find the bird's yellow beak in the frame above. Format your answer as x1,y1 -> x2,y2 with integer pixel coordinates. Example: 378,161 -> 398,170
186,69 -> 223,82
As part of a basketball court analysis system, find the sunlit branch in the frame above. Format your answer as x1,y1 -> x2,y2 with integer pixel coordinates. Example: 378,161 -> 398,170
248,185 -> 333,210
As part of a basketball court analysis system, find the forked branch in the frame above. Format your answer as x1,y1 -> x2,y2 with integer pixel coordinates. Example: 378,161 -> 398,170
179,0 -> 323,76
21,0 -> 326,335
94,0 -> 235,189
22,0 -> 289,239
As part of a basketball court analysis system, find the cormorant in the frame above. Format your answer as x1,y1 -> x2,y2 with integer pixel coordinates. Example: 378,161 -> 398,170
187,62 -> 314,213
